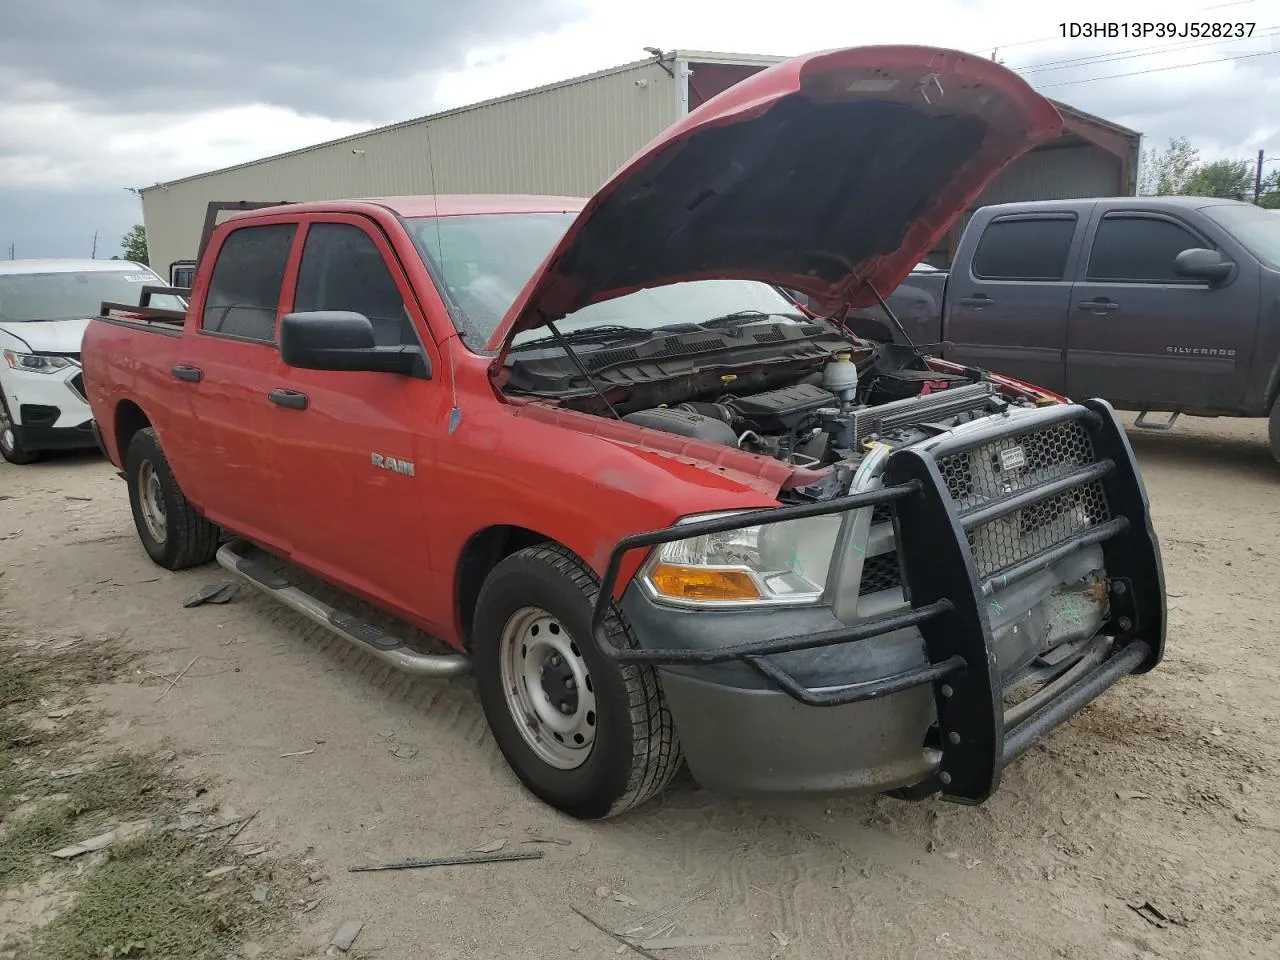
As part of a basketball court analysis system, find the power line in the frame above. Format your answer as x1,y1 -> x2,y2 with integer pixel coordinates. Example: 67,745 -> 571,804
1016,27 -> 1278,75
1038,48 -> 1280,87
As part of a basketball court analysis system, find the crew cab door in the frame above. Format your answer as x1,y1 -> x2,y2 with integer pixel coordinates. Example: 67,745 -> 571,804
265,216 -> 447,630
179,219 -> 297,550
1067,209 -> 1259,410
941,212 -> 1081,394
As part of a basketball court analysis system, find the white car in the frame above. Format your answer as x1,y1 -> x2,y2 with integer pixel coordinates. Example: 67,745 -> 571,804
0,259 -> 181,464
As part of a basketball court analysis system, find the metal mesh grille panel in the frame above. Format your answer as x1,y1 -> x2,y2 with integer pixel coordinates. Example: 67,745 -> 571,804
859,551 -> 903,595
936,420 -> 1111,578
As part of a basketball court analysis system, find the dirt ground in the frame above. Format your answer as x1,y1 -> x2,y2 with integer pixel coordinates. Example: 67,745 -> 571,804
2,413 -> 1278,960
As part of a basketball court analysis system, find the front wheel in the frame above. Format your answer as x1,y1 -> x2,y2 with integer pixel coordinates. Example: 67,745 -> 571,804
472,544 -> 683,819
0,398 -> 40,465
125,427 -> 221,570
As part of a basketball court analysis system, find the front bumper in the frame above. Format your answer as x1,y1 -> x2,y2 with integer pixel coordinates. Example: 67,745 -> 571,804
593,399 -> 1165,804
4,363 -> 96,452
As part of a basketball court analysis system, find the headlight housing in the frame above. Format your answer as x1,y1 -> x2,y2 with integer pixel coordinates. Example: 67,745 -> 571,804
640,510 -> 843,607
3,350 -> 75,374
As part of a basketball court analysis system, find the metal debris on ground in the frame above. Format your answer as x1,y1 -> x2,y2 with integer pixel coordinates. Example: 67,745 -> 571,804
280,749 -> 316,758
349,849 -> 544,872
183,581 -> 240,608
1128,900 -> 1178,929
301,898 -> 322,914
523,834 -> 571,846
222,809 -> 259,845
203,865 -> 239,879
471,838 -> 508,853
1117,790 -> 1153,801
330,920 -> 364,952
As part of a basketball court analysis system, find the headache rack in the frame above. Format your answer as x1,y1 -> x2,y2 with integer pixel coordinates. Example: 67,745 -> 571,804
98,284 -> 191,327
590,399 -> 1166,804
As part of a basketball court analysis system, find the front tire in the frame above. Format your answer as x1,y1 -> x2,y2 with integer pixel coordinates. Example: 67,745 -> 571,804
125,427 -> 220,570
472,544 -> 682,819
0,398 -> 40,465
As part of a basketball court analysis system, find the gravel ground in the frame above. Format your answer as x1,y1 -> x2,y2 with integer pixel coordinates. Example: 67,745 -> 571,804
1,412 -> 1277,959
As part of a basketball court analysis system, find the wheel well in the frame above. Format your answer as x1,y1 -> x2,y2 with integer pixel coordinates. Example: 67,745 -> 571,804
114,401 -> 151,463
455,525 -> 554,646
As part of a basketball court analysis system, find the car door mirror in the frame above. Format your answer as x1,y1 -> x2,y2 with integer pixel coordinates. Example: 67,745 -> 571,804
279,311 -> 430,377
1174,248 -> 1233,285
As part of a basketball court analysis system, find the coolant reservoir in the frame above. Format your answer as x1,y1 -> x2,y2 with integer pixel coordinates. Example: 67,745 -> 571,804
822,352 -> 859,405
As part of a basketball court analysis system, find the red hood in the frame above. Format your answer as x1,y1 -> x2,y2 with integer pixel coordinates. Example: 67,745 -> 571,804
486,44 -> 1061,351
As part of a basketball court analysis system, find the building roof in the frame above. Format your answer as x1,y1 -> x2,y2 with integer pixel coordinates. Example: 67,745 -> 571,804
140,49 -> 1139,195
248,195 -> 588,218
0,259 -> 154,275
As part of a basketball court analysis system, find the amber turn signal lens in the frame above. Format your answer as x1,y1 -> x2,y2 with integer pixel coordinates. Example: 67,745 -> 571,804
647,564 -> 762,601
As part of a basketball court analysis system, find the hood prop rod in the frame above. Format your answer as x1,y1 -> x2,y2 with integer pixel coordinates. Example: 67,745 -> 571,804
545,317 -> 622,420
866,281 -> 926,362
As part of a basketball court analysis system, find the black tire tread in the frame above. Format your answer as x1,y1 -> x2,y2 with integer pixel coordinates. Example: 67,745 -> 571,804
0,397 -> 40,465
1269,396 -> 1280,466
483,543 -> 682,818
127,427 -> 220,569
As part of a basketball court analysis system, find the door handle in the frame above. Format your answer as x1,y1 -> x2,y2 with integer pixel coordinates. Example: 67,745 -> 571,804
1077,298 -> 1120,313
268,388 -> 308,410
958,295 -> 994,307
171,364 -> 202,382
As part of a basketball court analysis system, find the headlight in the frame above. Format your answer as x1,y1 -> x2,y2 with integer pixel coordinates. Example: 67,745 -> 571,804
641,511 -> 843,606
3,350 -> 75,374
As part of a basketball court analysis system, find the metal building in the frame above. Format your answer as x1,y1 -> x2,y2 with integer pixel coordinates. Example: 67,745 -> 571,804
141,49 -> 1141,277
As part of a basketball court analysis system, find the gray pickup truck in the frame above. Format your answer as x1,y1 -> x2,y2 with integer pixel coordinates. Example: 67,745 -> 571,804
849,197 -> 1280,460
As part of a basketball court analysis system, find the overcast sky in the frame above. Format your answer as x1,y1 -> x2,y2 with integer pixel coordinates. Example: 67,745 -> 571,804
2,0 -> 1276,260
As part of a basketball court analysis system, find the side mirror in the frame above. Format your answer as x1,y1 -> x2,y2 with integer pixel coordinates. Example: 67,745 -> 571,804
1174,248 -> 1233,285
279,311 -> 429,377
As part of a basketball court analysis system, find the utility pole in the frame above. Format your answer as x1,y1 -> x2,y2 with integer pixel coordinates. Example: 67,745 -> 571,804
1256,150 -> 1265,204
7,243 -> 13,260
91,231 -> 98,259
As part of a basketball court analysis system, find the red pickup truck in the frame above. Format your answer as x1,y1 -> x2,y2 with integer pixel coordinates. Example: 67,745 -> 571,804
82,45 -> 1165,820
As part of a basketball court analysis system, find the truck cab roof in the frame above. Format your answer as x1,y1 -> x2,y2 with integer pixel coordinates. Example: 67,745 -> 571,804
974,195 -> 1256,216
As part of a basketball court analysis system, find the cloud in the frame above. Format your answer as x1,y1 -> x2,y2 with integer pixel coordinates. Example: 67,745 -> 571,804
3,0 -> 1277,258
0,0 -> 589,122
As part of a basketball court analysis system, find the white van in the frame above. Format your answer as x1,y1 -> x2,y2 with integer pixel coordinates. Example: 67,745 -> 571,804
0,259 -> 180,464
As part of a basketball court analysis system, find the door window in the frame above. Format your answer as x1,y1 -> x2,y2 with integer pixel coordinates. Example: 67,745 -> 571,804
295,223 -> 418,346
1086,216 -> 1206,283
202,223 -> 295,342
971,216 -> 1076,281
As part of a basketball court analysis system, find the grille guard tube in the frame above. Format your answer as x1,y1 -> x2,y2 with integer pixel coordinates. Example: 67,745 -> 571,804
588,398 -> 1165,805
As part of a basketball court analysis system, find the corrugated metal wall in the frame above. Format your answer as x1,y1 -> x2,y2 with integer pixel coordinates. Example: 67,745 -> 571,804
142,60 -> 676,273
975,144 -> 1122,206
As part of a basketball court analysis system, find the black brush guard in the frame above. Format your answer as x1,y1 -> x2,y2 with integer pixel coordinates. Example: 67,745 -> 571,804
590,399 -> 1165,804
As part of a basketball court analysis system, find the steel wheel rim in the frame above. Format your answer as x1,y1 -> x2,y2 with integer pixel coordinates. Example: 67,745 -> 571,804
138,460 -> 167,543
498,606 -> 597,770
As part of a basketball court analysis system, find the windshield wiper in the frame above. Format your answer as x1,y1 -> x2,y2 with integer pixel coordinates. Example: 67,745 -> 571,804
511,324 -> 653,350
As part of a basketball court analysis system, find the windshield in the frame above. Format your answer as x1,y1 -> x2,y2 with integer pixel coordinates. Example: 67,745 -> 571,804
406,213 -> 805,349
0,268 -> 182,322
1202,203 -> 1280,270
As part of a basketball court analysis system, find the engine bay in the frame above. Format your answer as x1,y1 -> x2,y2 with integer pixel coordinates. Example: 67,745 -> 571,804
503,319 -> 1047,499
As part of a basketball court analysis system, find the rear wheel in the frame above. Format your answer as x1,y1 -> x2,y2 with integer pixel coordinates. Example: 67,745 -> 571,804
0,398 -> 40,465
472,544 -> 682,819
1270,397 -> 1280,466
125,428 -> 220,569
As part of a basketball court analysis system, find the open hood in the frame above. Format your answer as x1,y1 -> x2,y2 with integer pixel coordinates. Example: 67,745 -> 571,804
487,44 -> 1061,350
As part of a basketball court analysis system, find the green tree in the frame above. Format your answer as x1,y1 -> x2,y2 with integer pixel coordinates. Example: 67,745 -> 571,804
1184,159 -> 1255,200
1139,136 -> 1200,196
1258,170 -> 1280,209
121,224 -> 148,264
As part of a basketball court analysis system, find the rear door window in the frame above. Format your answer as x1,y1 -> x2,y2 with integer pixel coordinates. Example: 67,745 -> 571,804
201,223 -> 296,342
294,223 -> 418,346
971,216 -> 1077,281
1086,215 -> 1207,283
